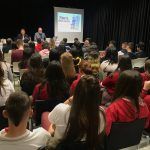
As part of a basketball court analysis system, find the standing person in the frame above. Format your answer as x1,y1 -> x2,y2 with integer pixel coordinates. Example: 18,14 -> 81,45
34,27 -> 46,42
17,28 -> 29,42
0,92 -> 51,150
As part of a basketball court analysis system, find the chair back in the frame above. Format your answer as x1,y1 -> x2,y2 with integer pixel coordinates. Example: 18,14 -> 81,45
132,57 -> 148,68
34,99 -> 60,126
0,106 -> 8,130
106,118 -> 146,150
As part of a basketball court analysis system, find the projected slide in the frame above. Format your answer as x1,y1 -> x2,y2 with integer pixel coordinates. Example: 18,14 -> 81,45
57,12 -> 81,32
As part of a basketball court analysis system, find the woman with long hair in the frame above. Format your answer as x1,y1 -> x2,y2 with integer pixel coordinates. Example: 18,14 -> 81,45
20,53 -> 44,96
0,63 -> 14,106
101,55 -> 132,105
0,51 -> 13,82
106,70 -> 150,135
32,60 -> 69,102
60,52 -> 77,85
48,75 -> 105,149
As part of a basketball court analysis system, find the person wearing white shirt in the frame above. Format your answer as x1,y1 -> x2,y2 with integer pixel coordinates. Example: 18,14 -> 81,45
48,75 -> 105,149
0,92 -> 51,150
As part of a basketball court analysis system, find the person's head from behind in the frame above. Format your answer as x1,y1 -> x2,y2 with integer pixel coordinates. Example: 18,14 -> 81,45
38,27 -> 43,33
42,41 -> 49,50
65,75 -> 101,148
144,59 -> 150,76
108,40 -> 116,48
114,70 -> 142,111
136,42 -> 144,52
20,28 -> 25,35
60,52 -> 76,78
49,48 -> 60,62
117,55 -> 132,72
106,48 -> 118,64
79,60 -> 92,75
29,41 -> 35,53
45,61 -> 66,97
63,38 -> 67,44
11,41 -> 17,50
49,38 -> 55,49
29,53 -> 42,69
24,43 -> 29,49
127,42 -> 134,52
23,48 -> 33,60
74,38 -> 79,43
3,92 -> 32,127
70,47 -> 80,58
16,39 -> 24,49
6,38 -> 12,45
37,38 -> 42,44
121,42 -> 128,50
57,44 -> 66,56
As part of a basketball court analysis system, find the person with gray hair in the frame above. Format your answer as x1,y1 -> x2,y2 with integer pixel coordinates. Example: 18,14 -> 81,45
34,27 -> 46,42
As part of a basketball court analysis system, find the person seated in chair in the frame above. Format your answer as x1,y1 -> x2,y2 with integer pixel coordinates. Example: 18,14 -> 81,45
140,59 -> 150,83
135,42 -> 146,58
106,70 -> 150,135
0,91 -> 51,150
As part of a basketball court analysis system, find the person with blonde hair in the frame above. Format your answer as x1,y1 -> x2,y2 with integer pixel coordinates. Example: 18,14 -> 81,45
60,52 -> 77,85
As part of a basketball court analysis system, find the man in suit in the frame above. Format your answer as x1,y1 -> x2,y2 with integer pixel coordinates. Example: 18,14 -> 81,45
34,27 -> 46,42
17,28 -> 30,43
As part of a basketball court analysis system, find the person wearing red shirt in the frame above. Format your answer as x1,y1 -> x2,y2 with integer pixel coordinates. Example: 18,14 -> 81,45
141,59 -> 150,83
35,38 -> 42,52
106,70 -> 150,135
70,60 -> 92,95
101,55 -> 132,104
11,39 -> 24,63
32,61 -> 69,103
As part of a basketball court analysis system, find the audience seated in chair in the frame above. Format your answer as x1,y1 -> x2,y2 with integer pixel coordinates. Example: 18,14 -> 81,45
140,59 -> 150,83
0,51 -> 13,82
106,70 -> 150,135
20,53 -> 44,96
0,92 -> 51,150
101,55 -> 132,105
0,62 -> 14,106
32,60 -> 69,102
47,75 -> 105,149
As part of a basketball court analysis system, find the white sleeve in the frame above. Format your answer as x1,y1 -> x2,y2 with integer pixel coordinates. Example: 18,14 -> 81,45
9,80 -> 15,93
48,103 -> 70,125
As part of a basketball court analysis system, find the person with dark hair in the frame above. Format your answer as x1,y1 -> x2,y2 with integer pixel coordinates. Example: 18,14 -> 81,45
101,49 -> 118,75
35,38 -> 42,52
106,70 -> 150,135
135,42 -> 145,58
39,42 -> 50,59
74,37 -> 79,42
34,27 -> 46,42
141,59 -> 150,83
11,41 -> 17,50
101,55 -> 132,104
18,48 -> 33,69
126,42 -> 136,59
2,38 -> 12,54
49,48 -> 60,62
57,44 -> 66,56
20,53 -> 44,95
105,40 -> 116,51
48,75 -> 105,149
29,41 -> 35,54
32,61 -> 69,102
0,91 -> 50,150
70,60 -> 92,95
17,28 -> 29,42
0,51 -> 13,82
118,42 -> 128,56
11,39 -> 24,64
0,62 -> 14,106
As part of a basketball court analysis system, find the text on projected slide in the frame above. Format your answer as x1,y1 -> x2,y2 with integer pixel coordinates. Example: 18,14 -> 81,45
57,12 -> 81,32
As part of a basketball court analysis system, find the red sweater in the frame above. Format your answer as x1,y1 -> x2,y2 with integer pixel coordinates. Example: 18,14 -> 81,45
106,98 -> 150,135
141,73 -> 150,83
102,72 -> 120,96
35,43 -> 42,52
141,89 -> 150,112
